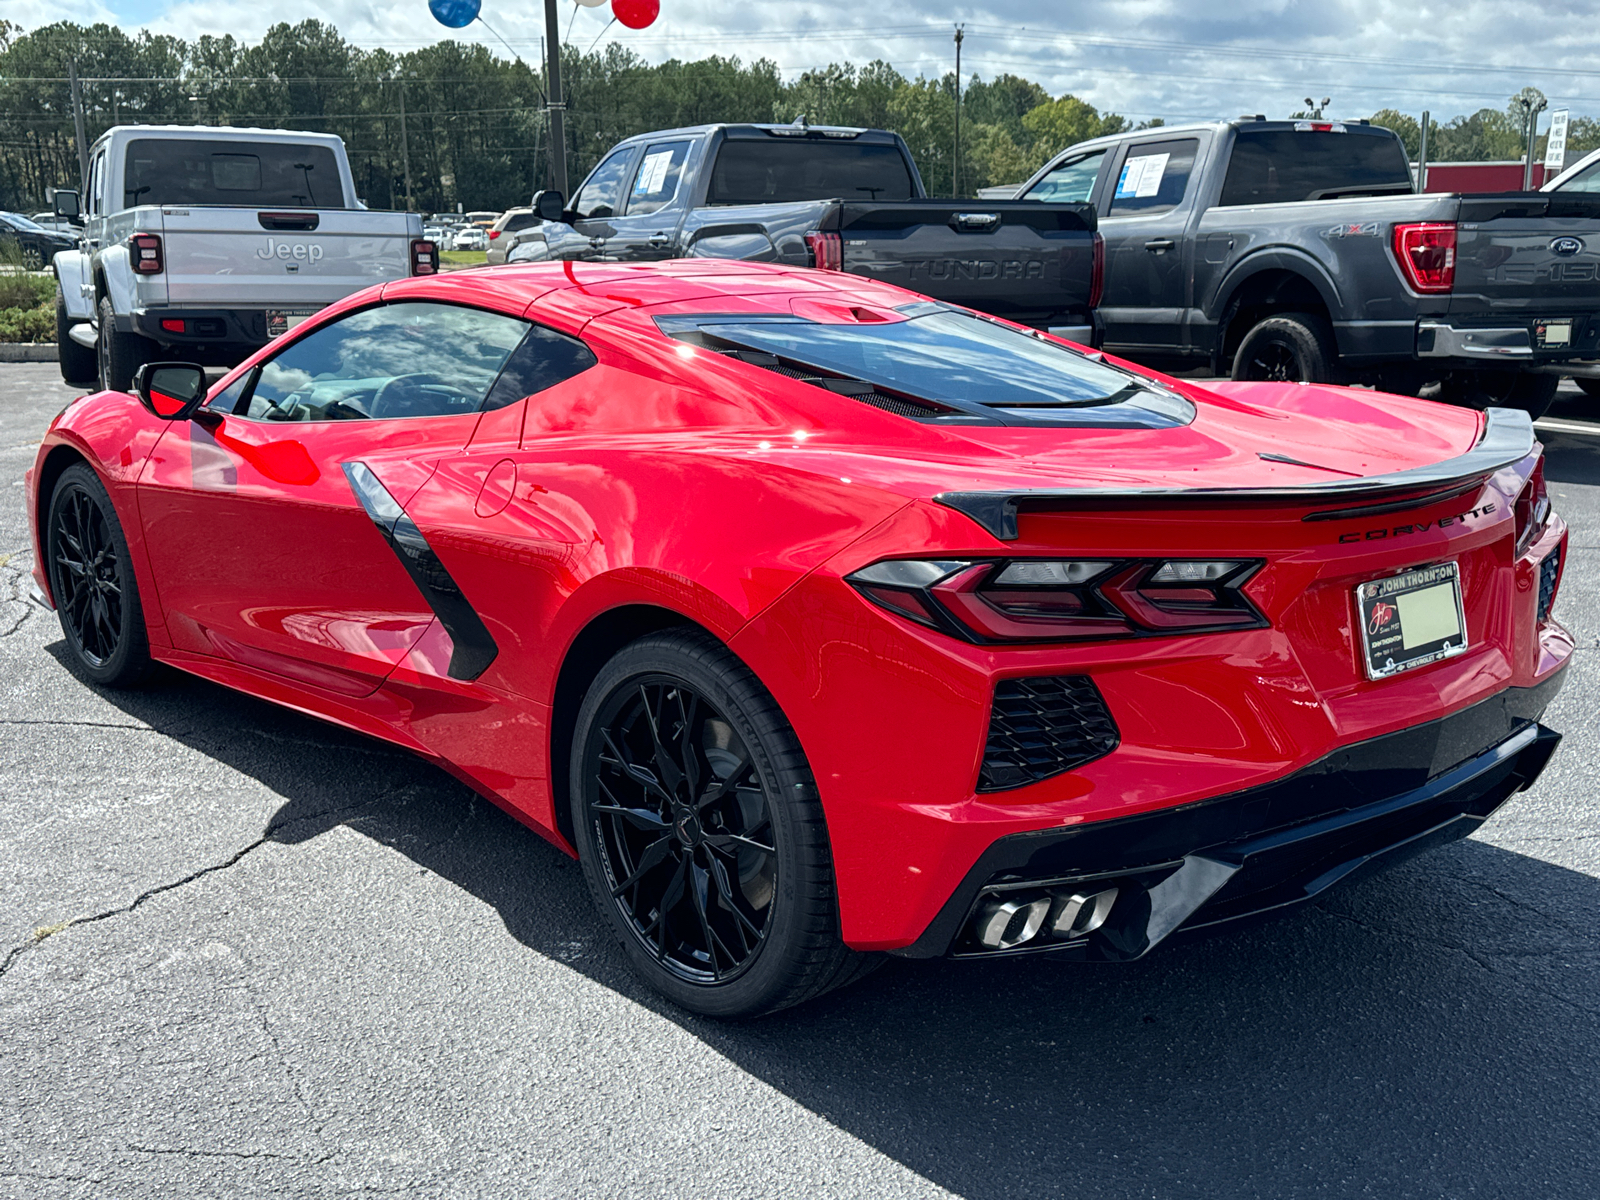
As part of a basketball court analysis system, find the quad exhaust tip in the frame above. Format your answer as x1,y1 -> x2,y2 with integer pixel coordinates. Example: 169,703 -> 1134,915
971,886 -> 1119,951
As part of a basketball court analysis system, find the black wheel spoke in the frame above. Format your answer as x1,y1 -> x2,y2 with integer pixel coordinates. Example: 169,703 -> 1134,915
50,480 -> 127,670
586,671 -> 778,985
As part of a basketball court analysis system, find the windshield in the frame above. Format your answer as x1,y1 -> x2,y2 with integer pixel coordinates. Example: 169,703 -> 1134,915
1219,129 -> 1413,206
122,139 -> 347,209
660,308 -> 1193,427
708,139 -> 915,204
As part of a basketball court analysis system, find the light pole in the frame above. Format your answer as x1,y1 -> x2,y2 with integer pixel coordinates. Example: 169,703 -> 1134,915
1514,90 -> 1548,190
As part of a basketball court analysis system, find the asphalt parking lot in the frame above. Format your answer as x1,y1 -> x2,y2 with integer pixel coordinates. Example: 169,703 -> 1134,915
1,362 -> 1597,1200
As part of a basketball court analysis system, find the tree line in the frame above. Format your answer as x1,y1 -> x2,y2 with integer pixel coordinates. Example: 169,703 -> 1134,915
0,18 -> 1593,215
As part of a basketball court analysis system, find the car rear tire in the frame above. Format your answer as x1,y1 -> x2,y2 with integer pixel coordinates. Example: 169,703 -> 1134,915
97,296 -> 155,393
1439,369 -> 1559,420
1231,312 -> 1338,383
46,463 -> 153,688
56,286 -> 98,387
571,629 -> 874,1018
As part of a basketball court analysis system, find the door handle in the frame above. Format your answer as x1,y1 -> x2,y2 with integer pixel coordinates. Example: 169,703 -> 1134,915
1145,238 -> 1176,253
648,232 -> 671,248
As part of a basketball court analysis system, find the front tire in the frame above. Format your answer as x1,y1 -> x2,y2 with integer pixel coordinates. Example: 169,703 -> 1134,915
46,463 -> 153,687
571,629 -> 871,1018
1438,369 -> 1559,420
96,296 -> 156,393
56,285 -> 97,387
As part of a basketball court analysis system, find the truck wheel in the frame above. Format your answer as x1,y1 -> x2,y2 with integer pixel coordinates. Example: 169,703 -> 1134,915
1231,313 -> 1337,384
1439,370 -> 1558,420
1575,378 -> 1600,400
56,285 -> 98,387
96,296 -> 155,393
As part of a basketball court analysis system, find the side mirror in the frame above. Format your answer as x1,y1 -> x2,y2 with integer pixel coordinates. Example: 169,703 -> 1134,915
532,189 -> 567,223
133,362 -> 208,420
53,189 -> 81,221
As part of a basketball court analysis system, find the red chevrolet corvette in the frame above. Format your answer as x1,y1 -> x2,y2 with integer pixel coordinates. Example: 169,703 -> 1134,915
27,261 -> 1570,1016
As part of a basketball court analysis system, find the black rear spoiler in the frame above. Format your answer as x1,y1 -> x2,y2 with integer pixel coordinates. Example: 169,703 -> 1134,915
933,407 -> 1536,541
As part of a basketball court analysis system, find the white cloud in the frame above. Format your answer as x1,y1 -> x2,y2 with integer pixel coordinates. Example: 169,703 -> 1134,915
19,0 -> 1600,122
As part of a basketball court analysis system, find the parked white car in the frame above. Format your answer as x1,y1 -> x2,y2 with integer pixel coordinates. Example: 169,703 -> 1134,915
51,124 -> 433,390
451,226 -> 487,251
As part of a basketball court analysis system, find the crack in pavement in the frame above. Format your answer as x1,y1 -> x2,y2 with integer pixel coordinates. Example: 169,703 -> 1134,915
125,1143 -> 336,1164
0,718 -> 158,731
0,794 -> 392,984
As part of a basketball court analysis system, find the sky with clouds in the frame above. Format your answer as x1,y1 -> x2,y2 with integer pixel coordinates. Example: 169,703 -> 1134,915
7,0 -> 1598,127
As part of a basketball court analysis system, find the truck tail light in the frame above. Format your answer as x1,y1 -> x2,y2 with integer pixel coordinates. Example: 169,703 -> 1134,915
130,233 -> 163,275
1514,456 -> 1552,554
805,230 -> 842,271
1088,231 -> 1105,309
411,238 -> 439,276
1392,222 -> 1456,294
847,558 -> 1266,643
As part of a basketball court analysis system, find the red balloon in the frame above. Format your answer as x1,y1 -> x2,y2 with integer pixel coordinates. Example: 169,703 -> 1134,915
612,0 -> 659,29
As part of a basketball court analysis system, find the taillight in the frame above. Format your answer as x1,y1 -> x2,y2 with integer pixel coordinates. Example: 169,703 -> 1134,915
130,233 -> 163,275
488,229 -> 501,240
846,558 -> 1265,643
1088,231 -> 1105,310
159,318 -> 185,333
411,238 -> 439,276
805,230 -> 842,271
1392,222 -> 1456,294
1514,457 -> 1552,554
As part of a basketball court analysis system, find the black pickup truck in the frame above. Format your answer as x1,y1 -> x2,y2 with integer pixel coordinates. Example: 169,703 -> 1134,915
508,123 -> 1100,341
1011,117 -> 1600,416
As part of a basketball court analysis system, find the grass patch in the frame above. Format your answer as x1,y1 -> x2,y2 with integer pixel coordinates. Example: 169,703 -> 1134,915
439,249 -> 487,267
0,257 -> 56,343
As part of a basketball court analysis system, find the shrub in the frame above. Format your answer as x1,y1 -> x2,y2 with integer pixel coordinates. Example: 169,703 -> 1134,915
0,303 -> 54,342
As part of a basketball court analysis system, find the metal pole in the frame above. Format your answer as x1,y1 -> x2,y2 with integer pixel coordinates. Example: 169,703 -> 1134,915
1416,110 -> 1429,192
68,60 -> 89,193
398,79 -> 413,211
1523,99 -> 1545,190
952,25 -> 963,197
544,0 -> 568,196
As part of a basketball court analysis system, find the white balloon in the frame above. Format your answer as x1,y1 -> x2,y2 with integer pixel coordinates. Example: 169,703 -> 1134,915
575,0 -> 608,7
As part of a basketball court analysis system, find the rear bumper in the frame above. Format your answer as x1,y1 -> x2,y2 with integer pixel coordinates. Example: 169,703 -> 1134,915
896,668 -> 1566,960
131,308 -> 311,356
1416,317 -> 1600,366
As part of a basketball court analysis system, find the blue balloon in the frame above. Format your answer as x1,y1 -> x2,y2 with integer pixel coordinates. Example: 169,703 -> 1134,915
429,0 -> 481,28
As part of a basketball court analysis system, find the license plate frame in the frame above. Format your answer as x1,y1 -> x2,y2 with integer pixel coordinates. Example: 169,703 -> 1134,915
1534,317 -> 1573,349
266,309 -> 318,339
1356,562 -> 1468,680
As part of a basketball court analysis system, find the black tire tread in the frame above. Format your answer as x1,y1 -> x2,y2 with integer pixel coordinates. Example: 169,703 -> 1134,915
1230,311 -> 1337,384
56,285 -> 97,387
97,295 -> 155,393
574,628 -> 873,1017
1577,377 -> 1600,400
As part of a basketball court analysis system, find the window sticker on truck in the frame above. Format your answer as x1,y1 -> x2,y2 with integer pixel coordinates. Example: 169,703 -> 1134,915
1116,153 -> 1170,199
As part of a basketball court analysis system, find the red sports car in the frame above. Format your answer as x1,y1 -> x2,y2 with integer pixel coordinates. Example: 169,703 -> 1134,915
26,260 -> 1570,1017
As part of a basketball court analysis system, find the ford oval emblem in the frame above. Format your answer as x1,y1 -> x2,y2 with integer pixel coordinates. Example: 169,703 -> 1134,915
1551,236 -> 1585,257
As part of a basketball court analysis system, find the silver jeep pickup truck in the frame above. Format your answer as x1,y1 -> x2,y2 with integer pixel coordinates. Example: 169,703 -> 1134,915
52,125 -> 435,390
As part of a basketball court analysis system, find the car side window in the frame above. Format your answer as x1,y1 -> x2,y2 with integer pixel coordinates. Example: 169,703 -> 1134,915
1559,160 -> 1600,194
207,369 -> 254,415
1108,139 -> 1200,216
625,140 -> 693,216
86,153 -> 105,217
241,301 -> 530,423
481,324 -> 598,411
1022,150 -> 1107,203
571,148 -> 638,220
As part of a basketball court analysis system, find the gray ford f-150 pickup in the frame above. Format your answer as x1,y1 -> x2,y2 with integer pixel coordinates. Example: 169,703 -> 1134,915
1013,117 -> 1600,416
508,123 -> 1101,340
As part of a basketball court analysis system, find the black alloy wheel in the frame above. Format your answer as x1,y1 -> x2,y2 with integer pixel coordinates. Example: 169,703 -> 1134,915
47,464 -> 152,686
21,243 -> 44,271
590,678 -> 776,983
572,630 -> 873,1017
1231,311 -> 1336,384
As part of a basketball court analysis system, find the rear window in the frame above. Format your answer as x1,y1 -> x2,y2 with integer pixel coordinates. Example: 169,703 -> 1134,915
500,212 -> 540,233
1219,129 -> 1413,206
657,307 -> 1192,428
707,139 -> 915,205
122,139 -> 346,209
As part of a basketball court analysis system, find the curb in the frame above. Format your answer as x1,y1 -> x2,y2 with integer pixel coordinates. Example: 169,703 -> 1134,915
0,344 -> 58,363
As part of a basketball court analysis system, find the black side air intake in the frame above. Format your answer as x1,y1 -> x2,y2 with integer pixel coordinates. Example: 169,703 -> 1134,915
977,675 -> 1119,792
